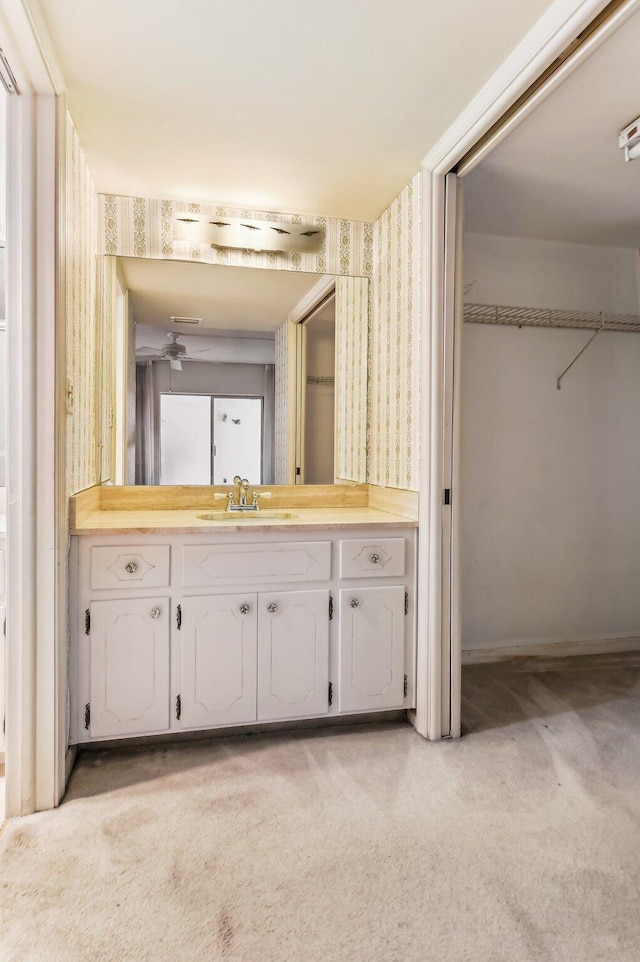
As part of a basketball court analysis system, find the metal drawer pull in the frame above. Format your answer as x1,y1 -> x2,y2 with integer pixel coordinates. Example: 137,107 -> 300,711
125,561 -> 137,573
239,604 -> 251,615
350,598 -> 360,608
267,602 -> 278,614
369,553 -> 381,565
149,608 -> 161,620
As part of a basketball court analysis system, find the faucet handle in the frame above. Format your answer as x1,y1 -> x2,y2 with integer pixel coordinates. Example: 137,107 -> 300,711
251,490 -> 272,508
213,493 -> 228,500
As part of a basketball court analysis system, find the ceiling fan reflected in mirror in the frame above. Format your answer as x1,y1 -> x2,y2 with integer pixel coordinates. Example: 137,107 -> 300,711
135,332 -> 213,371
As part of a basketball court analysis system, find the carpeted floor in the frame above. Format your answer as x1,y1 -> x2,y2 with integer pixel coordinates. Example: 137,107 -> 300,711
1,651 -> 640,961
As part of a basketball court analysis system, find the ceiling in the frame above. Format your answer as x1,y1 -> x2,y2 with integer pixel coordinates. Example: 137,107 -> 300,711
465,8 -> 640,248
36,0 -> 556,220
119,257 -> 325,335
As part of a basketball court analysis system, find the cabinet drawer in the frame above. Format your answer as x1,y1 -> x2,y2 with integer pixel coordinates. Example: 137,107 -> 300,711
182,541 -> 331,587
339,538 -> 405,579
90,545 -> 171,590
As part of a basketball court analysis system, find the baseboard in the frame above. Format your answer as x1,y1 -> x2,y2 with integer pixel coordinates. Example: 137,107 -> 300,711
462,636 -> 640,665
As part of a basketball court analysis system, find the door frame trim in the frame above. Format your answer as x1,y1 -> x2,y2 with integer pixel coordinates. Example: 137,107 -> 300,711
1,0 -> 63,814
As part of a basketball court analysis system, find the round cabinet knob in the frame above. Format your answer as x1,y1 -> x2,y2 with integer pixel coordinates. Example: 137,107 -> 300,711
267,602 -> 278,614
125,561 -> 138,573
369,553 -> 381,565
349,598 -> 360,609
239,604 -> 251,615
149,608 -> 161,620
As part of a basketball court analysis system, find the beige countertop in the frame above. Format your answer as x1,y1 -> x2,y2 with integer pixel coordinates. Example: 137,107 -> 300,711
71,505 -> 417,535
69,484 -> 419,534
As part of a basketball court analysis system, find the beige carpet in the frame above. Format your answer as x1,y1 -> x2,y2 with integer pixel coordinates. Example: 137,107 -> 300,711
1,651 -> 640,961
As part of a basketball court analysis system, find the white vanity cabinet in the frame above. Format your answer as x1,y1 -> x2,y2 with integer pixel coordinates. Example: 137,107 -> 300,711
179,593 -> 258,728
70,526 -> 416,745
257,589 -> 329,721
338,585 -> 406,712
87,596 -> 171,738
178,588 -> 330,728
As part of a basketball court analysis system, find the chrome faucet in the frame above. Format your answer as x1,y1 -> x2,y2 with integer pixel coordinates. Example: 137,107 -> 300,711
233,475 -> 249,507
213,476 -> 271,512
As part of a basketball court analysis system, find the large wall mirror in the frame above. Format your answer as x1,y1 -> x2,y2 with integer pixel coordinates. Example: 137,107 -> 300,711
103,256 -> 368,486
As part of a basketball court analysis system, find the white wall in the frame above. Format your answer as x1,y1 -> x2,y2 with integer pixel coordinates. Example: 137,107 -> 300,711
464,233 -> 638,314
461,234 -> 640,652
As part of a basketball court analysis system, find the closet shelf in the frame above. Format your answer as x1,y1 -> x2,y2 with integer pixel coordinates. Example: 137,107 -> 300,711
464,302 -> 640,333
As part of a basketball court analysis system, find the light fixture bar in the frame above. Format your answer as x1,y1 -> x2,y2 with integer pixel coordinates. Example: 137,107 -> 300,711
173,214 -> 324,254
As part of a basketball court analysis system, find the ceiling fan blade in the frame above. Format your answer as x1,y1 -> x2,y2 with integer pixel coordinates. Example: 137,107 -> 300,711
136,347 -> 162,356
169,358 -> 182,371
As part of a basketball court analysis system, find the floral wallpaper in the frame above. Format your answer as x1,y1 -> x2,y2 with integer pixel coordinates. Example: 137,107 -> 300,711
370,171 -> 422,492
273,322 -> 291,484
99,195 -> 373,278
65,114 -> 100,496
335,276 -> 368,482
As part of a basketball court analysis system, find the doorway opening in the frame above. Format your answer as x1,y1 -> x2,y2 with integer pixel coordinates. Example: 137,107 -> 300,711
446,6 -> 640,736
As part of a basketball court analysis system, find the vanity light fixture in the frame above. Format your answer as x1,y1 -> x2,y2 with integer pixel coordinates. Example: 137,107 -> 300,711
170,316 -> 202,325
619,116 -> 640,161
173,214 -> 325,254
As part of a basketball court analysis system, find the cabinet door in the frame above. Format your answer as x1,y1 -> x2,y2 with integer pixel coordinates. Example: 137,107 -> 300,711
338,586 -> 405,712
180,594 -> 257,728
258,590 -> 329,721
89,597 -> 170,738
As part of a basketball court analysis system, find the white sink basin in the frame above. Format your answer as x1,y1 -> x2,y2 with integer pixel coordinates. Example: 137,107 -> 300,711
197,511 -> 298,521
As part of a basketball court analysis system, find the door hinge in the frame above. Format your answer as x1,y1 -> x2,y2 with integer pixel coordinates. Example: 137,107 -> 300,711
84,703 -> 90,730
176,694 -> 182,720
176,604 -> 182,630
404,675 -> 408,698
329,595 -> 333,621
328,682 -> 333,707
404,592 -> 409,616
85,609 -> 91,634
444,488 -> 451,506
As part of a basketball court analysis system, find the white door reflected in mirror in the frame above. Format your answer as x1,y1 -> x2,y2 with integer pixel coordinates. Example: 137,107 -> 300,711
160,394 -> 211,485
213,397 -> 262,484
160,393 -> 263,485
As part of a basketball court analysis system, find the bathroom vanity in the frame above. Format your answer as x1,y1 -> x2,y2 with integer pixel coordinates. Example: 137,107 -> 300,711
69,487 -> 417,745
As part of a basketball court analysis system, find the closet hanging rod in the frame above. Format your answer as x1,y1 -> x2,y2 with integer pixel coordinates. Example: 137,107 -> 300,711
463,302 -> 640,332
